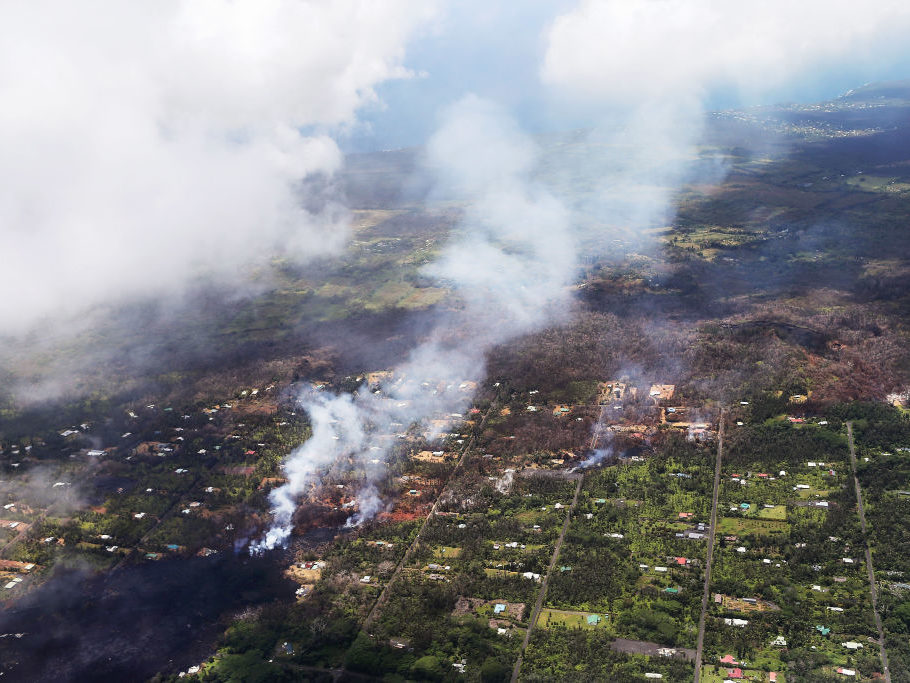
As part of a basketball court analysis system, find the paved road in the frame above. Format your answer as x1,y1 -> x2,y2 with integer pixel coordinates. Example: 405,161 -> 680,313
510,474 -> 583,683
847,421 -> 891,683
693,408 -> 724,683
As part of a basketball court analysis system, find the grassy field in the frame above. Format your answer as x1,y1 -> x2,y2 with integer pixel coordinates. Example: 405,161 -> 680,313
537,608 -> 611,631
794,485 -> 830,499
755,505 -> 786,520
716,516 -> 789,535
430,545 -> 461,559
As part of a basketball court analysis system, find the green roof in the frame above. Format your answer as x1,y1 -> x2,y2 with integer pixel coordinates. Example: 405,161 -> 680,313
816,625 -> 831,635
586,614 -> 601,625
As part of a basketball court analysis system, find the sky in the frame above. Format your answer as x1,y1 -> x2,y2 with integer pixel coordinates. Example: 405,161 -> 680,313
343,0 -> 910,152
3,0 -> 910,338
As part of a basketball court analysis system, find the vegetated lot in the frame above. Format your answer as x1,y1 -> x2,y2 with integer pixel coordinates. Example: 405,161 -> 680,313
6,86 -> 910,682
848,402 -> 910,681
702,418 -> 884,682
700,664 -> 785,683
520,432 -> 713,682
537,608 -> 611,631
520,628 -> 696,682
355,471 -> 577,680
1,393 -> 312,572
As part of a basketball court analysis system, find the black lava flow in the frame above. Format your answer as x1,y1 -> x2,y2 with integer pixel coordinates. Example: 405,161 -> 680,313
0,551 -> 295,682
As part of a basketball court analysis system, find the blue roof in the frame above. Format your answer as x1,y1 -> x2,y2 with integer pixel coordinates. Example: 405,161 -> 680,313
493,603 -> 506,613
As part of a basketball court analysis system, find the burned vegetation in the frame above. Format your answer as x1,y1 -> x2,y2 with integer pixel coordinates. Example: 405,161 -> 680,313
2,86 -> 910,683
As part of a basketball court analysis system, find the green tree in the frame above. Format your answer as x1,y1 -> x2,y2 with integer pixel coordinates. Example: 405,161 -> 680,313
480,656 -> 509,683
411,655 -> 444,681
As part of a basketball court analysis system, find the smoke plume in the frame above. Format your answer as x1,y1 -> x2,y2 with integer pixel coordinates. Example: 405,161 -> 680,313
255,96 -> 576,548
255,1 -> 910,546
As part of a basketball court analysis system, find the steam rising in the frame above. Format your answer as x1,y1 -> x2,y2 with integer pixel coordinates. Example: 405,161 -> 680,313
254,96 -> 576,549
255,1 -> 910,546
4,0 -> 908,550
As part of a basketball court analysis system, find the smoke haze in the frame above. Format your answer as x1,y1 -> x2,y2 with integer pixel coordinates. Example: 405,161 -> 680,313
5,0 -> 910,545
256,96 -> 576,547
256,0 -> 910,541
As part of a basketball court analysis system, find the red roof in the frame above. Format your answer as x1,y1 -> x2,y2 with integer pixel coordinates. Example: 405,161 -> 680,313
727,669 -> 743,679
719,654 -> 737,664
245,450 -> 256,455
770,673 -> 778,682
675,557 -> 687,565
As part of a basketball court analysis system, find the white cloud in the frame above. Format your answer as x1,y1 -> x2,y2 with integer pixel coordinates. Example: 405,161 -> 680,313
536,0 -> 910,245
543,0 -> 910,103
0,0 -> 436,333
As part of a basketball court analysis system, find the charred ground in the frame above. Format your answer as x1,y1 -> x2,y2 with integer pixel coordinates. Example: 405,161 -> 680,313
2,84 -> 910,681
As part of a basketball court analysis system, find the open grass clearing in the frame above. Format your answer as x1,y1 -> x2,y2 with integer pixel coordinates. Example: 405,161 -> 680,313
716,517 -> 789,536
430,545 -> 461,560
537,608 -> 611,631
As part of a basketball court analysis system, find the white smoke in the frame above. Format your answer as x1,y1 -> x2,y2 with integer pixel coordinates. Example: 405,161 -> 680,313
0,0 -> 436,335
541,0 -> 910,449
575,414 -> 615,470
254,0 -> 910,547
493,469 -> 515,494
345,484 -> 387,528
254,95 -> 577,549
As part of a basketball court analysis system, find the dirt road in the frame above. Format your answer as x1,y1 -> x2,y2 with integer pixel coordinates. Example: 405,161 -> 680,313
693,408 -> 724,683
847,421 -> 891,683
362,396 -> 498,633
510,474 -> 583,683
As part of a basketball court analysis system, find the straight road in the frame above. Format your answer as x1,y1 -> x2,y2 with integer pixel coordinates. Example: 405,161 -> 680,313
694,408 -> 724,683
362,395 -> 499,633
510,474 -> 584,683
847,421 -> 891,683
